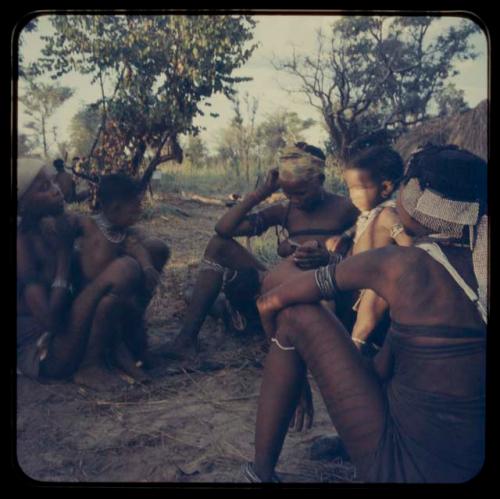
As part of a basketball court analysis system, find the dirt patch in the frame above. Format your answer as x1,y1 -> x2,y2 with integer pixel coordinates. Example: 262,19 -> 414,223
16,193 -> 356,483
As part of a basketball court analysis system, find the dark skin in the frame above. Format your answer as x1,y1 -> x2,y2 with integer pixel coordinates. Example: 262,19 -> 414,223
164,167 -> 358,363
62,196 -> 169,386
17,171 -> 142,389
252,188 -> 484,481
18,170 -> 70,336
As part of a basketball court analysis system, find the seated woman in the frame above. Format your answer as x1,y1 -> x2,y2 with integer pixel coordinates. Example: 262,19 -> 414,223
248,144 -> 487,483
164,142 -> 359,359
16,159 -> 167,390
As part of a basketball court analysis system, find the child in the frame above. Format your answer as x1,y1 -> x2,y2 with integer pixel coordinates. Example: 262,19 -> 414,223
64,173 -> 170,385
335,146 -> 413,354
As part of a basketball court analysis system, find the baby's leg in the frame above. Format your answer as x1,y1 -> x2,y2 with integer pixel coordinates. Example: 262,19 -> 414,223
352,289 -> 389,349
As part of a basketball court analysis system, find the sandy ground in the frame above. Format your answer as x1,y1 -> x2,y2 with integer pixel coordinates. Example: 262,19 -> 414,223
16,192 -> 356,484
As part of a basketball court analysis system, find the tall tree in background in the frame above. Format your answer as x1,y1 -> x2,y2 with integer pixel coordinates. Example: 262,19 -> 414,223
183,135 -> 209,170
275,16 -> 480,162
215,92 -> 258,184
30,15 -> 257,189
69,104 -> 102,157
19,78 -> 74,158
256,110 -> 315,166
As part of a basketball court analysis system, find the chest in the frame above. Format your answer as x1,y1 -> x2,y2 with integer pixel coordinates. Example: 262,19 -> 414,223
285,202 -> 345,235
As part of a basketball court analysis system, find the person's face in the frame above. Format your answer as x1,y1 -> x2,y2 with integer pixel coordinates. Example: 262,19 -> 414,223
280,175 -> 324,211
343,168 -> 392,212
105,195 -> 142,228
20,170 -> 64,217
395,187 -> 431,237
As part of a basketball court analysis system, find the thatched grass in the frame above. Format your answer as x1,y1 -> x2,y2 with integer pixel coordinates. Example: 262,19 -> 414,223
395,100 -> 488,162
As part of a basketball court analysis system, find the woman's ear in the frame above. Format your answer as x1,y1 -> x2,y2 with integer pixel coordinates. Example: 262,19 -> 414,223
381,180 -> 394,198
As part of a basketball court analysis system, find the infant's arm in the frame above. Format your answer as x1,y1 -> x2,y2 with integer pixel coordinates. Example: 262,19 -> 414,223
378,207 -> 413,247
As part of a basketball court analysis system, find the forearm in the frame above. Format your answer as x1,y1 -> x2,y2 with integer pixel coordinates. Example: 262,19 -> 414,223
214,191 -> 265,237
258,270 -> 321,314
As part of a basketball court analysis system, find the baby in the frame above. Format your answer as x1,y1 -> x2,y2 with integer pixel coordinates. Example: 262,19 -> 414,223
335,146 -> 413,354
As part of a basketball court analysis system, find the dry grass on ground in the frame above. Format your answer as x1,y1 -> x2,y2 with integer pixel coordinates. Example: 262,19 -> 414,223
16,192 -> 356,484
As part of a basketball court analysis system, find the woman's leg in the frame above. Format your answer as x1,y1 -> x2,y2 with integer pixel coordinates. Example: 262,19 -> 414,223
166,235 -> 266,358
254,303 -> 386,480
41,256 -> 141,379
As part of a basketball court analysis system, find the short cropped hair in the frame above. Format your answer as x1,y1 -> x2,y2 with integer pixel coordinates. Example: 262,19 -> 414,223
294,142 -> 326,161
345,146 -> 404,186
97,173 -> 141,207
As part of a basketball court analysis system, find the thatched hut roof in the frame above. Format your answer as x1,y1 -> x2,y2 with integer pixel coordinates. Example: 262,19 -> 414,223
394,99 -> 488,162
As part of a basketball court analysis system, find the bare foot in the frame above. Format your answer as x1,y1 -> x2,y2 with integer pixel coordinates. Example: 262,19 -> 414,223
73,364 -> 126,391
113,342 -> 152,384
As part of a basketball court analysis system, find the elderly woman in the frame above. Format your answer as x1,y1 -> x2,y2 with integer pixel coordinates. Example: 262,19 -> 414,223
247,144 -> 487,483
164,142 -> 359,359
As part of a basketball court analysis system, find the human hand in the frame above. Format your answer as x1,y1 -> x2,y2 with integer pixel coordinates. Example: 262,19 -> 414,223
293,241 -> 330,269
255,168 -> 280,200
325,234 -> 352,257
256,292 -> 281,340
289,377 -> 314,432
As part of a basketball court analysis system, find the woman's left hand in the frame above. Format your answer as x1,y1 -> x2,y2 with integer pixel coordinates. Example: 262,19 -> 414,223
293,241 -> 330,269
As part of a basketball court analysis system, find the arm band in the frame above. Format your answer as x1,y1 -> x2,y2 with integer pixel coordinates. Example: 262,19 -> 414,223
314,263 -> 340,301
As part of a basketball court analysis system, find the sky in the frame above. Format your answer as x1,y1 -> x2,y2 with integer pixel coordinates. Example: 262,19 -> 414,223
18,14 -> 488,157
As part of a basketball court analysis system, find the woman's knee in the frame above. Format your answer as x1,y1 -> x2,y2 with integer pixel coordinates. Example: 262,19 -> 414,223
107,256 -> 142,293
204,234 -> 232,261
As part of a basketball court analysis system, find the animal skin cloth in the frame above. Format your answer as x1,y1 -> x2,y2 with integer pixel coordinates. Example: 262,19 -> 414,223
356,320 -> 485,483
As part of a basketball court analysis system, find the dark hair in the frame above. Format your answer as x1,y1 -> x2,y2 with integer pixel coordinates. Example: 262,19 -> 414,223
294,142 -> 326,161
404,143 -> 487,206
53,158 -> 65,171
345,145 -> 404,185
97,173 -> 141,207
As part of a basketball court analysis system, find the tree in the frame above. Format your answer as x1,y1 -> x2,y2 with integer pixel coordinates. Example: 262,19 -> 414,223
17,133 -> 35,157
275,16 -> 480,162
31,15 -> 258,189
183,135 -> 208,170
256,110 -> 315,166
435,82 -> 470,116
69,104 -> 102,157
19,78 -> 74,158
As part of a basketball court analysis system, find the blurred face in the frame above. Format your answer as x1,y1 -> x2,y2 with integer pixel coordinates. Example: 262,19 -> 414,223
20,170 -> 64,217
395,188 -> 431,237
343,168 -> 389,212
280,176 -> 324,211
104,196 -> 142,228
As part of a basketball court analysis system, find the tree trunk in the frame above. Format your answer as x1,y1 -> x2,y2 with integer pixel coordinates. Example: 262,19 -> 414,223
41,116 -> 48,159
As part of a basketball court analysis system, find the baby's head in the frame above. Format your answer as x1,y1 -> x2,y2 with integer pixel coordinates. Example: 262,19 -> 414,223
343,146 -> 404,212
97,173 -> 142,228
